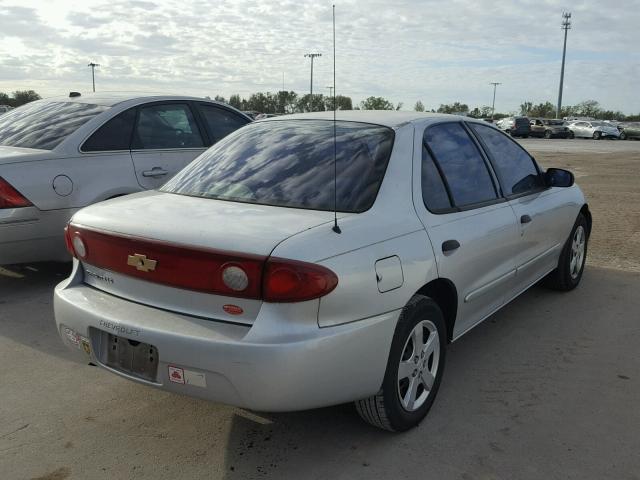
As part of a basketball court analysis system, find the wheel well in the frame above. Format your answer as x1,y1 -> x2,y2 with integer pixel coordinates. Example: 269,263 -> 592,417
417,278 -> 458,343
580,204 -> 592,237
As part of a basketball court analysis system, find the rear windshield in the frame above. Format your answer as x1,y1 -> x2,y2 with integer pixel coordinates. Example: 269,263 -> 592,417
0,101 -> 109,150
161,120 -> 395,213
515,118 -> 530,125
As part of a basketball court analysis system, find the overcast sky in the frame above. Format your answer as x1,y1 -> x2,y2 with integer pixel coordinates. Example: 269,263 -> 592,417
1,0 -> 639,113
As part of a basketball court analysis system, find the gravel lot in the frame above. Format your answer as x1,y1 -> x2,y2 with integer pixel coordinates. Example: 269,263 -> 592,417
1,139 -> 639,480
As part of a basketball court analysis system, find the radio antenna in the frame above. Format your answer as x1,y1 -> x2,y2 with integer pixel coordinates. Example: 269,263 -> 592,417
331,4 -> 341,234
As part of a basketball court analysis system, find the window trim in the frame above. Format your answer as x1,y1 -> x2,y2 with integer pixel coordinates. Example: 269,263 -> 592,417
421,120 -> 505,215
193,101 -> 251,146
465,121 -> 548,201
78,106 -> 137,154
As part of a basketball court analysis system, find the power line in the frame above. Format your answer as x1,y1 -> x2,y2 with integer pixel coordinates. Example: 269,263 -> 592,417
88,62 -> 100,92
557,12 -> 572,119
304,53 -> 321,111
490,82 -> 501,120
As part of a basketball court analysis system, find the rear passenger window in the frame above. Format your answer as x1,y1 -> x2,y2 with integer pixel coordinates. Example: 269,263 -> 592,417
197,104 -> 249,144
421,145 -> 451,211
81,108 -> 135,152
469,123 -> 544,196
132,103 -> 204,149
424,123 -> 498,207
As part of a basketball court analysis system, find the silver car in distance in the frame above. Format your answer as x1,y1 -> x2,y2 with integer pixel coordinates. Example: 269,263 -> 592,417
54,112 -> 591,431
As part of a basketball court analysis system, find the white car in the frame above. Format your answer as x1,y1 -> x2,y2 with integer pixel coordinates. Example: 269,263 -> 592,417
54,112 -> 591,431
567,120 -> 620,139
0,93 -> 251,265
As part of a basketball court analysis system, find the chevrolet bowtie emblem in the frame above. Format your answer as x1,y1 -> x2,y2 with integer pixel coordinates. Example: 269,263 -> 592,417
127,253 -> 157,272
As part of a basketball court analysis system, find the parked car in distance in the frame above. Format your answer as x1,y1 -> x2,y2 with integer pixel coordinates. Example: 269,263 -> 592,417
567,120 -> 620,139
0,105 -> 13,115
618,122 -> 640,140
0,92 -> 251,265
529,118 -> 571,139
496,116 -> 531,137
55,111 -> 591,431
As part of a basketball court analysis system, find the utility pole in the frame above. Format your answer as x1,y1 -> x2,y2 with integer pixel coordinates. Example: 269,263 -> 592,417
88,62 -> 100,92
304,53 -> 321,111
557,12 -> 572,119
490,82 -> 501,120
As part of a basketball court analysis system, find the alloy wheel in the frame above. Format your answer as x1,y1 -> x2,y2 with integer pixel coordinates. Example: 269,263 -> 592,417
570,225 -> 586,280
397,320 -> 440,412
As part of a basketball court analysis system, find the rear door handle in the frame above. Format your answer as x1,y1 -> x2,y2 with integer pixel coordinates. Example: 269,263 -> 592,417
520,214 -> 532,224
442,239 -> 460,253
142,168 -> 169,178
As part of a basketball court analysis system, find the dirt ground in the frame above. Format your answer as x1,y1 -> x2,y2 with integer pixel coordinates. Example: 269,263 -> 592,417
1,139 -> 639,480
521,138 -> 640,272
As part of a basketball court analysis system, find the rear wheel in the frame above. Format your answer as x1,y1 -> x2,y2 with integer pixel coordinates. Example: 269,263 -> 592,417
355,295 -> 446,432
544,213 -> 588,291
593,131 -> 601,140
568,131 -> 575,139
544,130 -> 552,139
620,132 -> 627,140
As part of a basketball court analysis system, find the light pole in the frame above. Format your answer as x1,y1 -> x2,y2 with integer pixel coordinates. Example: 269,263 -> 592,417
490,82 -> 501,120
88,62 -> 100,92
304,53 -> 321,111
557,12 -> 572,119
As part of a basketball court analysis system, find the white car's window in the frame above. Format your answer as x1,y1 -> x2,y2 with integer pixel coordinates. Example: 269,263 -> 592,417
196,104 -> 250,144
81,108 -> 136,152
162,120 -> 394,213
132,103 -> 204,149
0,101 -> 109,150
424,123 -> 498,207
469,123 -> 544,196
421,145 -> 452,212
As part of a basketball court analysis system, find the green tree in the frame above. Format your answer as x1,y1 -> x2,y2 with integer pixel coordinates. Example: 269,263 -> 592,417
213,95 -> 226,103
360,96 -> 395,110
480,106 -> 493,117
519,101 -> 533,116
10,90 -> 41,107
296,93 -> 325,112
575,100 -> 600,118
437,102 -> 469,115
0,92 -> 11,106
414,100 -> 425,112
228,94 -> 243,110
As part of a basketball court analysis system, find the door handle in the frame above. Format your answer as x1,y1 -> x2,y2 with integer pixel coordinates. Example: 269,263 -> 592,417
520,214 -> 532,224
142,168 -> 169,178
442,239 -> 460,253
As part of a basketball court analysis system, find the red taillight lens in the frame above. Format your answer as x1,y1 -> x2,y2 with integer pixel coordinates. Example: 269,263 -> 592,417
0,177 -> 32,209
263,258 -> 338,303
64,226 -> 75,257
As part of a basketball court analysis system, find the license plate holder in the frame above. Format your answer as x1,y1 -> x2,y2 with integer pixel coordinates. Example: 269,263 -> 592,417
104,333 -> 158,382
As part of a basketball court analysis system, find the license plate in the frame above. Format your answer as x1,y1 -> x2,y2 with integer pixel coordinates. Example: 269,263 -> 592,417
105,334 -> 159,382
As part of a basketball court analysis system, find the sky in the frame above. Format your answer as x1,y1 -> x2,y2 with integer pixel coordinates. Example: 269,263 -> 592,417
1,0 -> 639,114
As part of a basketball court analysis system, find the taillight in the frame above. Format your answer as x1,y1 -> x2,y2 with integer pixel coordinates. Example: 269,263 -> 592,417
0,177 -> 32,209
263,258 -> 338,302
64,225 -> 87,259
64,226 -> 75,257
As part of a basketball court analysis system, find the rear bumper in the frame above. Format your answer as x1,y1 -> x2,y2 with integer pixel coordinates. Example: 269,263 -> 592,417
54,262 -> 399,412
0,207 -> 76,264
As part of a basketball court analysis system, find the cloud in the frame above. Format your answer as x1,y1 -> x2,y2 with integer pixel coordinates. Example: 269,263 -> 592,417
0,0 -> 638,113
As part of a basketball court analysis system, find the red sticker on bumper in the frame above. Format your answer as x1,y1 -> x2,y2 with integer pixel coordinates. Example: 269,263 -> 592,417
168,366 -> 185,384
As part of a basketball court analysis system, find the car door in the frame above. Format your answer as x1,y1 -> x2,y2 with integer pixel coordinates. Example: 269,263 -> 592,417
130,102 -> 207,189
413,121 -> 521,339
467,122 -> 570,301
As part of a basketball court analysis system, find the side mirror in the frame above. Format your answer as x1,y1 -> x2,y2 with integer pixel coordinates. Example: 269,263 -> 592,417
545,168 -> 574,188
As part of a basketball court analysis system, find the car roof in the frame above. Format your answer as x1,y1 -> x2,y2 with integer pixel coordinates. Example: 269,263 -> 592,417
260,110 -> 461,128
37,92 -> 216,107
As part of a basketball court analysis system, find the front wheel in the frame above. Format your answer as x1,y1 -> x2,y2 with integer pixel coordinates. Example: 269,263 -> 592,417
544,213 -> 589,291
355,295 -> 446,431
568,131 -> 575,139
620,132 -> 627,140
544,130 -> 552,139
593,131 -> 601,140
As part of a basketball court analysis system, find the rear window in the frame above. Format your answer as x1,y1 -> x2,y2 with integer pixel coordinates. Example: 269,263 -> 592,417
0,101 -> 109,150
515,118 -> 530,126
161,120 -> 394,213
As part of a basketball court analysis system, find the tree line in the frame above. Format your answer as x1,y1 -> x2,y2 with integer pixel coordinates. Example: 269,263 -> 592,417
3,89 -> 639,121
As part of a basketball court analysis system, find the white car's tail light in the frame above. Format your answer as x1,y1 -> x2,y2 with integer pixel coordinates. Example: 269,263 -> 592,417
0,177 -> 33,209
221,265 -> 249,291
65,224 -> 338,303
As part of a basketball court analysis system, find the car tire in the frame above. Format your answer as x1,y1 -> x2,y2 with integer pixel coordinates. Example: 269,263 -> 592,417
620,132 -> 627,140
593,131 -> 601,140
506,129 -> 512,136
544,130 -> 552,139
355,295 -> 446,432
522,135 -> 529,138
568,131 -> 575,139
544,213 -> 589,291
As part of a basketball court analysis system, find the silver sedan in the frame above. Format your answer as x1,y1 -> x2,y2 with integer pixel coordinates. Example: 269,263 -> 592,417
54,111 -> 591,431
0,93 -> 250,265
